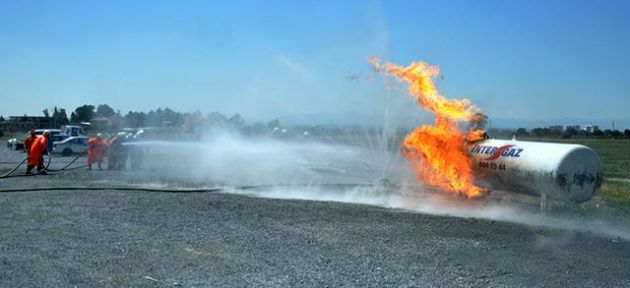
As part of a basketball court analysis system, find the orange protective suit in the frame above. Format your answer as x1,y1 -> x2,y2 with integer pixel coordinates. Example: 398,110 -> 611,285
23,132 -> 37,154
87,138 -> 106,165
28,134 -> 49,167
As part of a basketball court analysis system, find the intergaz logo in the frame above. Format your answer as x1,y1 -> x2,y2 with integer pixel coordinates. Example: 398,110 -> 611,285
470,144 -> 523,161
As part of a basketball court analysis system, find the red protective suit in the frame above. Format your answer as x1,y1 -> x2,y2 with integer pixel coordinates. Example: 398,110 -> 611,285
28,135 -> 48,167
87,138 -> 106,165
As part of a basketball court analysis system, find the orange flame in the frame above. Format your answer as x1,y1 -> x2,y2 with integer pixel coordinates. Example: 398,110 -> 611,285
369,57 -> 486,198
465,129 -> 487,143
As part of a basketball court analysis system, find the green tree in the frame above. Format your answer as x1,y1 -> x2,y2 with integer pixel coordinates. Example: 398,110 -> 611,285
268,118 -> 280,129
208,111 -> 228,126
57,108 -> 69,125
95,104 -> 116,118
515,128 -> 529,136
184,110 -> 204,132
228,114 -> 245,127
162,108 -> 183,126
124,111 -> 147,128
531,127 -> 548,137
565,127 -> 578,136
71,105 -> 95,123
603,129 -> 612,137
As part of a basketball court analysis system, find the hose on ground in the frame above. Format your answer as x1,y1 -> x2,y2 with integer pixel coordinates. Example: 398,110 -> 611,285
0,183 -> 375,194
0,149 -> 88,178
0,187 -> 223,193
0,151 -> 52,179
46,152 -> 86,172
0,156 -> 28,178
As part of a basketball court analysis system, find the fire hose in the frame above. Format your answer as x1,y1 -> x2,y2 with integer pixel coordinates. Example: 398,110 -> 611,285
0,183 -> 374,194
46,152 -> 87,172
0,156 -> 29,178
0,151 -> 86,179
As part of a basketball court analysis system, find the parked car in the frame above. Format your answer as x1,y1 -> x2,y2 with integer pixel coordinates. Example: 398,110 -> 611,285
6,129 -> 68,151
7,137 -> 21,150
53,136 -> 89,156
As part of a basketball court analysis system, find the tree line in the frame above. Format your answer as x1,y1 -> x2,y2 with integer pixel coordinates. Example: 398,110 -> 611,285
503,127 -> 630,139
74,104 -> 253,132
0,104 -> 260,134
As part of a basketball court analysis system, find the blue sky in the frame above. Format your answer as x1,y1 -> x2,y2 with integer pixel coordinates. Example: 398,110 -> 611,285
1,0 -> 629,126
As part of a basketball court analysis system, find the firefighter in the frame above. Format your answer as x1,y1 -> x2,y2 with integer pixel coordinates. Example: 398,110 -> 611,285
23,129 -> 37,155
118,133 -> 133,170
107,132 -> 127,170
26,130 -> 50,175
129,129 -> 144,169
87,133 -> 106,170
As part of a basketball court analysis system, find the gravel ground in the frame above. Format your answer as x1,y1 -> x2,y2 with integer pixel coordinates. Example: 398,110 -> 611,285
1,148 -> 629,287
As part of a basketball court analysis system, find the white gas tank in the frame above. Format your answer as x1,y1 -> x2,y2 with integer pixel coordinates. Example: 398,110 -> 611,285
468,139 -> 603,203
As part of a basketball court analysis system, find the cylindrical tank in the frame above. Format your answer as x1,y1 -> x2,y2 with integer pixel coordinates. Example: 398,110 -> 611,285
468,139 -> 603,203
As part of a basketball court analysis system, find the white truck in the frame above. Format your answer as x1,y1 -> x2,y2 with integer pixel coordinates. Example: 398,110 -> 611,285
61,125 -> 87,137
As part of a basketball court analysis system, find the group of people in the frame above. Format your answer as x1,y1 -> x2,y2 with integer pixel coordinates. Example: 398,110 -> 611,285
23,129 -> 144,174
86,130 -> 145,170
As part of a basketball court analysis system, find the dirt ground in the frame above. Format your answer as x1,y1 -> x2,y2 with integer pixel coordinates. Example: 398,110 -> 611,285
1,148 -> 629,287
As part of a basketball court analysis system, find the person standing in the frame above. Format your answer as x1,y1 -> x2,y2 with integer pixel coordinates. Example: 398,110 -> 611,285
87,133 -> 106,170
23,129 -> 37,156
129,129 -> 144,169
26,130 -> 50,175
107,132 -> 126,170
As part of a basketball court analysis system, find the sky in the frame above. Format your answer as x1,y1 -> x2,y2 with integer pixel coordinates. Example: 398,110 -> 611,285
1,0 -> 629,127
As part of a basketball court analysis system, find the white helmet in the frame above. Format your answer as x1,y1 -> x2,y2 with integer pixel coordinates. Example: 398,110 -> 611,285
134,129 -> 144,139
96,133 -> 102,139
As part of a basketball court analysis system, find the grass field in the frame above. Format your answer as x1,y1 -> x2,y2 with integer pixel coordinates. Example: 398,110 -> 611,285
579,139 -> 630,204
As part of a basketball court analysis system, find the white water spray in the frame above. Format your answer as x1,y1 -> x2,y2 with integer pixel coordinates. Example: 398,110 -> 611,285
129,131 -> 629,241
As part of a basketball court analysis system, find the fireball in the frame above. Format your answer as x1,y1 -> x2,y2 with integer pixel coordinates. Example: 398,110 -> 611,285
369,57 -> 486,198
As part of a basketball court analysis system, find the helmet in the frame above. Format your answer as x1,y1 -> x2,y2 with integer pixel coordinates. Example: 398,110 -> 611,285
134,129 -> 144,139
96,133 -> 102,139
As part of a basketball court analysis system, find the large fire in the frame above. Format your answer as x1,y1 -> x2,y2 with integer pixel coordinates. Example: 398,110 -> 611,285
369,57 -> 487,198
